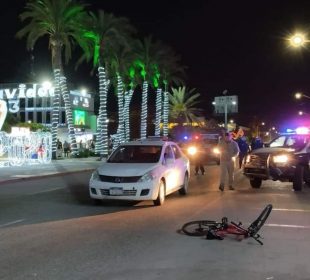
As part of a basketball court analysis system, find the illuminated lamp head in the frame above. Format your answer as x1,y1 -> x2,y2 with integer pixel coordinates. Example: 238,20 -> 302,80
183,135 -> 188,140
296,127 -> 309,134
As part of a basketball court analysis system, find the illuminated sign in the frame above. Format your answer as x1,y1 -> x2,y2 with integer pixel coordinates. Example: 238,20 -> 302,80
0,99 -> 7,130
70,90 -> 94,112
0,83 -> 55,113
74,110 -> 86,126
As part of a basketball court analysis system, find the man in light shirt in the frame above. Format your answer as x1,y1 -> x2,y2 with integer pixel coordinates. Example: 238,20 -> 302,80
218,132 -> 240,191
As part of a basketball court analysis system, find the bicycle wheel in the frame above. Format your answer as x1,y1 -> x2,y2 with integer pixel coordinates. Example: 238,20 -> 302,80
181,220 -> 219,236
248,204 -> 272,236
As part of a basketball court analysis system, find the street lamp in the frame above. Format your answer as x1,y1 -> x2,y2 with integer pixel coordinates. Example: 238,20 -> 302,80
295,92 -> 310,100
289,33 -> 307,48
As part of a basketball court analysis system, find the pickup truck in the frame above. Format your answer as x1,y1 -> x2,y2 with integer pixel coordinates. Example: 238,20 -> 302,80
243,130 -> 310,191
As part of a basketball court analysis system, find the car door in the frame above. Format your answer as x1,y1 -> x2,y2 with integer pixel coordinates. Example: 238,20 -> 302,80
163,145 -> 178,193
171,144 -> 188,187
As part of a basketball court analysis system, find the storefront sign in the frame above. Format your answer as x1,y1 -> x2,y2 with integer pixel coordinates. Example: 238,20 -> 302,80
0,83 -> 55,113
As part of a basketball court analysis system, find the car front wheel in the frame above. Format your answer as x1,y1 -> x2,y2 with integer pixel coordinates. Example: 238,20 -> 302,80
250,178 -> 262,188
153,180 -> 165,206
179,173 -> 189,195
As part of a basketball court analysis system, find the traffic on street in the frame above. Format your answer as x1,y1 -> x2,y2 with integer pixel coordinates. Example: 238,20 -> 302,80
0,159 -> 309,280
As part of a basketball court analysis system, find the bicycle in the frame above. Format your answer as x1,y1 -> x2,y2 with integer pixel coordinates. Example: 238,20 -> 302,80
181,204 -> 272,245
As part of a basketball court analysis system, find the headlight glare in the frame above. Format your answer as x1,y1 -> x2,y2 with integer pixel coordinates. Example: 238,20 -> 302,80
213,147 -> 220,154
187,146 -> 197,155
273,154 -> 289,163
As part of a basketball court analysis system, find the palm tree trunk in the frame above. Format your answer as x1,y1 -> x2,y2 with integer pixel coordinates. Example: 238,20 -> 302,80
163,90 -> 169,137
124,89 -> 134,142
155,87 -> 162,136
116,73 -> 125,144
140,80 -> 148,140
59,75 -> 78,154
51,69 -> 61,159
95,66 -> 109,158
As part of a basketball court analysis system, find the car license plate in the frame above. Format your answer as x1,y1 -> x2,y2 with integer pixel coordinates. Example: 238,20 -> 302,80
109,188 -> 123,196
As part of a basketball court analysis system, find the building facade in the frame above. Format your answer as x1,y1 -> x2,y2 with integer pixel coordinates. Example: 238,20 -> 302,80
0,82 -> 96,131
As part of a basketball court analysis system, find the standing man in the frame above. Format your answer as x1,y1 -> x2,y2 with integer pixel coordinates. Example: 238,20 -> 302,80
237,136 -> 249,168
218,132 -> 240,191
193,137 -> 205,175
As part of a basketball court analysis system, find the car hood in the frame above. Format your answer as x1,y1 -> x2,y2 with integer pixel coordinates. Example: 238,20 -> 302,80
252,147 -> 295,154
96,163 -> 159,176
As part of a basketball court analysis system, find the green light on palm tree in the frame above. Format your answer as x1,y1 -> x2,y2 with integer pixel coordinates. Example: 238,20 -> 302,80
134,60 -> 146,79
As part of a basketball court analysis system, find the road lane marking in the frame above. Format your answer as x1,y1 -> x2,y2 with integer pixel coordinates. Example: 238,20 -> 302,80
273,208 -> 310,212
265,223 -> 310,229
30,187 -> 64,195
0,219 -> 24,227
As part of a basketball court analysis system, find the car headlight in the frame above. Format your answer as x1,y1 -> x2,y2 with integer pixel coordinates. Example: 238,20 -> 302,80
213,147 -> 220,154
138,170 -> 156,182
91,169 -> 100,181
245,155 -> 251,163
272,154 -> 290,163
187,146 -> 197,156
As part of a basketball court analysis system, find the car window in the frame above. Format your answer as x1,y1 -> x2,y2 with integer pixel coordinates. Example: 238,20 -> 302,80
164,146 -> 174,160
171,144 -> 182,159
270,136 -> 286,147
108,145 -> 162,163
285,135 -> 309,150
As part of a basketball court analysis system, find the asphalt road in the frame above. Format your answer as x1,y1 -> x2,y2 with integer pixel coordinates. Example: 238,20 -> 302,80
0,163 -> 310,280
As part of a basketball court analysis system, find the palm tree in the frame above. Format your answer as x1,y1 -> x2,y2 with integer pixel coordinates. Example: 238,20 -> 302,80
160,50 -> 186,136
169,86 -> 202,125
152,44 -> 186,136
108,43 -> 138,148
77,10 -> 135,158
134,36 -> 169,139
16,0 -> 87,159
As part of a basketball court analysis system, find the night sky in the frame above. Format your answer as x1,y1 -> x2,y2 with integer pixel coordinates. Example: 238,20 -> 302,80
2,0 -> 310,129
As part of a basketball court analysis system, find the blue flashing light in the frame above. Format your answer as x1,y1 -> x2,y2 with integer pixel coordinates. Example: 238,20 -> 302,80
183,136 -> 188,140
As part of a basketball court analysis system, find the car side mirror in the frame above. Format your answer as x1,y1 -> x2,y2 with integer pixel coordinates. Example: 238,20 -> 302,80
263,142 -> 270,148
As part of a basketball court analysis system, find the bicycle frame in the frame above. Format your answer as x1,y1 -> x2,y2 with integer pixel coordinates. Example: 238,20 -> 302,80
215,222 -> 248,238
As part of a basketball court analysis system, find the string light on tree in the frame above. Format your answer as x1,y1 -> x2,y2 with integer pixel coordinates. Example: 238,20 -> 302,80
51,69 -> 61,159
60,76 -> 78,154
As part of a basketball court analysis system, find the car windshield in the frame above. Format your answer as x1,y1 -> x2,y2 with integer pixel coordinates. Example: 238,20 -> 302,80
270,134 -> 309,151
108,145 -> 162,163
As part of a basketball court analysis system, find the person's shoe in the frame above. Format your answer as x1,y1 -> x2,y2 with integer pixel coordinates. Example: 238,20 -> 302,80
229,186 -> 235,190
219,185 -> 224,192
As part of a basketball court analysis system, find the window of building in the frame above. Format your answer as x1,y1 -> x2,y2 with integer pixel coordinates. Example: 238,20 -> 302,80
37,112 -> 42,123
46,112 -> 50,123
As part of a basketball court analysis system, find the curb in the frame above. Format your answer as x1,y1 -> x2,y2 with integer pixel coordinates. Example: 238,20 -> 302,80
0,168 -> 96,185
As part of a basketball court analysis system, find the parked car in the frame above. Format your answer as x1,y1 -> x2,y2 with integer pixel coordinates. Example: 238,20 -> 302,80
89,137 -> 190,206
243,128 -> 310,191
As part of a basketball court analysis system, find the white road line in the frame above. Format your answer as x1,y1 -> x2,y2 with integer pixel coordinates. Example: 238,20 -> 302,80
273,208 -> 310,212
265,223 -> 310,229
30,187 -> 64,195
0,219 -> 24,227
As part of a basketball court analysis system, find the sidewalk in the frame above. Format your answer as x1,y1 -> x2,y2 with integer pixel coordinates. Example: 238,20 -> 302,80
0,157 -> 102,184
